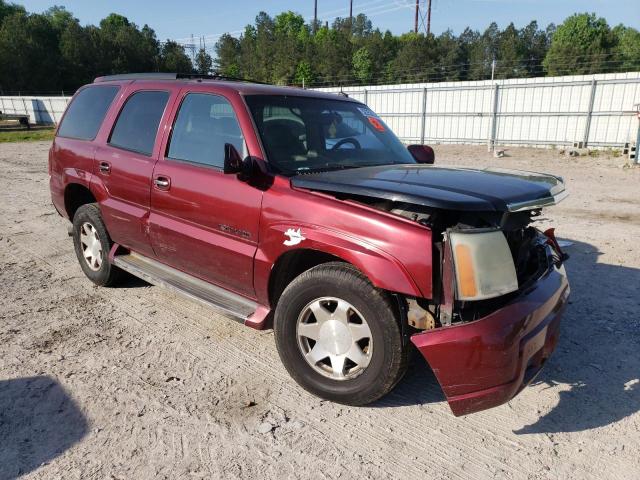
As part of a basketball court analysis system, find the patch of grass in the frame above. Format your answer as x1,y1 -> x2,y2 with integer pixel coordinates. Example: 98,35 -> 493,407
0,127 -> 55,143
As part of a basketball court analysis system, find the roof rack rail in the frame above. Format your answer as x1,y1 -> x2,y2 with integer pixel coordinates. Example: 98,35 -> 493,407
94,72 -> 269,85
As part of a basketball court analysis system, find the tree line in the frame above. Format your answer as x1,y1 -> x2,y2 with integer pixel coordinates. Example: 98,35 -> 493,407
0,1 -> 211,94
215,11 -> 640,87
0,0 -> 638,94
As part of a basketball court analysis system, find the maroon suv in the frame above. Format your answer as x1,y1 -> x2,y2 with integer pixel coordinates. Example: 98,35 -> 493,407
49,73 -> 570,416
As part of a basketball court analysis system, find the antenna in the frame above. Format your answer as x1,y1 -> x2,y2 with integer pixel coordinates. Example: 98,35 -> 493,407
426,0 -> 432,35
414,0 -> 419,34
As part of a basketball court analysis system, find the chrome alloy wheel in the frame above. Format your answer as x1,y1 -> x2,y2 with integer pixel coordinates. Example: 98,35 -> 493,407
80,222 -> 103,271
296,297 -> 373,380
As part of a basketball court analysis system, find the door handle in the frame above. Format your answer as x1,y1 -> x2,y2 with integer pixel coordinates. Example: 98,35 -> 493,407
99,162 -> 111,173
154,176 -> 171,190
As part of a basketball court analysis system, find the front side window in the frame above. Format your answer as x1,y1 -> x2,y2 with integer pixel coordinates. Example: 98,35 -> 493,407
109,90 -> 170,156
244,95 -> 415,175
167,93 -> 245,168
57,86 -> 119,140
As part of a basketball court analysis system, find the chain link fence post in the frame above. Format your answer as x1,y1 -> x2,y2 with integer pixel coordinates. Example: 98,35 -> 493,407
420,87 -> 427,144
583,79 -> 597,147
487,84 -> 499,152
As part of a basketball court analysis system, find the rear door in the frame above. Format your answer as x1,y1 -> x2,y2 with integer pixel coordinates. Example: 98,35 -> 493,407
93,87 -> 173,257
149,89 -> 263,298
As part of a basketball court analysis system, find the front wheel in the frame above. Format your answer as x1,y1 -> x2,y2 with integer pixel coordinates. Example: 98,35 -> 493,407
274,262 -> 408,405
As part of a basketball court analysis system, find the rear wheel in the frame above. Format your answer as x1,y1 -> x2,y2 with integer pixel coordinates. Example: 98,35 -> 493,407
274,262 -> 408,405
72,203 -> 122,286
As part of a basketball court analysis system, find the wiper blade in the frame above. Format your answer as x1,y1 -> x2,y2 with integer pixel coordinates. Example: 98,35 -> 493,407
296,164 -> 360,174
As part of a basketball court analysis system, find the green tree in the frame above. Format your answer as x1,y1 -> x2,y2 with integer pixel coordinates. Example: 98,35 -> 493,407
272,11 -> 307,84
97,14 -> 160,74
45,5 -> 75,32
467,22 -> 500,80
435,30 -> 465,81
519,21 -> 552,77
0,11 -> 61,92
543,13 -> 617,76
352,47 -> 373,83
613,25 -> 640,70
215,33 -> 241,77
294,60 -> 313,86
195,48 -> 212,75
159,40 -> 192,72
0,0 -> 24,24
59,20 -> 99,89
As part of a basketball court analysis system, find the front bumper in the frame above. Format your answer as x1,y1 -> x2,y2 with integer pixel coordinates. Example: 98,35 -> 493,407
411,261 -> 570,416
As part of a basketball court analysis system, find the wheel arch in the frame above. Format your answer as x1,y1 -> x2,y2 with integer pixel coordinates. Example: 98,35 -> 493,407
268,248 -> 346,308
64,182 -> 97,220
260,226 -> 425,308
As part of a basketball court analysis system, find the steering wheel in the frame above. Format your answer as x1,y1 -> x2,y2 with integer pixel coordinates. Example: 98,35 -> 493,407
331,137 -> 361,150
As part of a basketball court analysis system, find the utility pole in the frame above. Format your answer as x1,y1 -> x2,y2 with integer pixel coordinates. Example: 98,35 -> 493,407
414,0 -> 419,34
313,0 -> 318,33
426,0 -> 432,36
349,0 -> 353,33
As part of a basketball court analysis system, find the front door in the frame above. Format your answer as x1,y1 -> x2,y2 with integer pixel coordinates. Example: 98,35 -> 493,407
149,91 -> 262,298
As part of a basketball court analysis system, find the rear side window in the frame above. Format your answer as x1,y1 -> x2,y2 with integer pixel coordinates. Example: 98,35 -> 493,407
109,91 -> 170,156
57,86 -> 119,140
167,93 -> 245,168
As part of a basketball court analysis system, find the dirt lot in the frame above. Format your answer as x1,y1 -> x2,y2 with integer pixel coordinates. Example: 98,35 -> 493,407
0,141 -> 638,480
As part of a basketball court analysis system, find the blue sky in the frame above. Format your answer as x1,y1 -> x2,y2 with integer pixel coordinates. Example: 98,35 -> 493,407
16,0 -> 640,47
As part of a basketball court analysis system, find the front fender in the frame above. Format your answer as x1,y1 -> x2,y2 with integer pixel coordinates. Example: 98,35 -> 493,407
253,222 -> 423,306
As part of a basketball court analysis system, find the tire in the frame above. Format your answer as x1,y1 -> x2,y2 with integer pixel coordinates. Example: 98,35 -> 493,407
72,203 -> 122,287
274,262 -> 408,405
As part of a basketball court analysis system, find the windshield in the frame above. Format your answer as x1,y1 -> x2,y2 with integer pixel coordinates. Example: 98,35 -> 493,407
244,95 -> 416,175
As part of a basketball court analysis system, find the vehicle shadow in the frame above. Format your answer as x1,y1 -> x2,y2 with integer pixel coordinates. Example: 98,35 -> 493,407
373,239 -> 640,434
0,376 -> 88,480
515,238 -> 640,434
112,272 -> 150,289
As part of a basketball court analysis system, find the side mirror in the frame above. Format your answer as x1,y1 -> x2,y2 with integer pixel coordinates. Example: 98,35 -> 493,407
407,144 -> 435,164
224,143 -> 253,180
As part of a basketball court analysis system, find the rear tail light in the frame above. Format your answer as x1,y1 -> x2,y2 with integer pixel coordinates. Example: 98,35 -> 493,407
448,229 -> 518,301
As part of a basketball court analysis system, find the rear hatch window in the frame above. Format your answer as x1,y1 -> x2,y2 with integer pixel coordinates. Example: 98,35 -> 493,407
57,85 -> 119,140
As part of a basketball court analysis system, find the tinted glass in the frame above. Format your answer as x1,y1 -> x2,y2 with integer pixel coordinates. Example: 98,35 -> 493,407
57,86 -> 119,140
109,91 -> 169,156
168,93 -> 245,168
244,95 -> 415,175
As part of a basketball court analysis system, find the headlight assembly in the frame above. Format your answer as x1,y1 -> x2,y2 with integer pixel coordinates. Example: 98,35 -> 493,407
448,229 -> 518,301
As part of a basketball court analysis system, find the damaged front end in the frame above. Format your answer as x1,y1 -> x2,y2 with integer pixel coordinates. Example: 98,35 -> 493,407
292,163 -> 571,415
407,208 -> 570,416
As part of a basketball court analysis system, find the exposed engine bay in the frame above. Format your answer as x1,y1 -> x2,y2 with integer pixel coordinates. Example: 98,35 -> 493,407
330,194 -> 563,330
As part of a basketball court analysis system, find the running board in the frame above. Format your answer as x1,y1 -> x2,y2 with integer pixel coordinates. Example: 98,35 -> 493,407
112,252 -> 257,321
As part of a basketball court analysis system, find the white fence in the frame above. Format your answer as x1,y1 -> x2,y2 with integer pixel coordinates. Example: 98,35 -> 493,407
2,72 -> 640,148
317,72 -> 640,149
0,95 -> 69,125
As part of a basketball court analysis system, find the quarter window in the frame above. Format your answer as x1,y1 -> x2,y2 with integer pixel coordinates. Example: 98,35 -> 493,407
57,86 -> 119,140
109,91 -> 170,156
167,93 -> 245,168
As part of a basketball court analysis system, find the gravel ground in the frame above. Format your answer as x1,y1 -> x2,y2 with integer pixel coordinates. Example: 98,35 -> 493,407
0,141 -> 638,480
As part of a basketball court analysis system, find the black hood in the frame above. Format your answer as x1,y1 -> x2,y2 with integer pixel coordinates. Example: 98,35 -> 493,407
291,164 -> 567,212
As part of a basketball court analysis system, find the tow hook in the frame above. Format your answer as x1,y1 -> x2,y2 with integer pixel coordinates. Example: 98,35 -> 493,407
543,228 -> 569,265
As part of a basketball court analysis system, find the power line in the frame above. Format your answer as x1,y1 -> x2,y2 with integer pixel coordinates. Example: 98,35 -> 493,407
304,55 -> 640,87
176,0 -> 395,46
